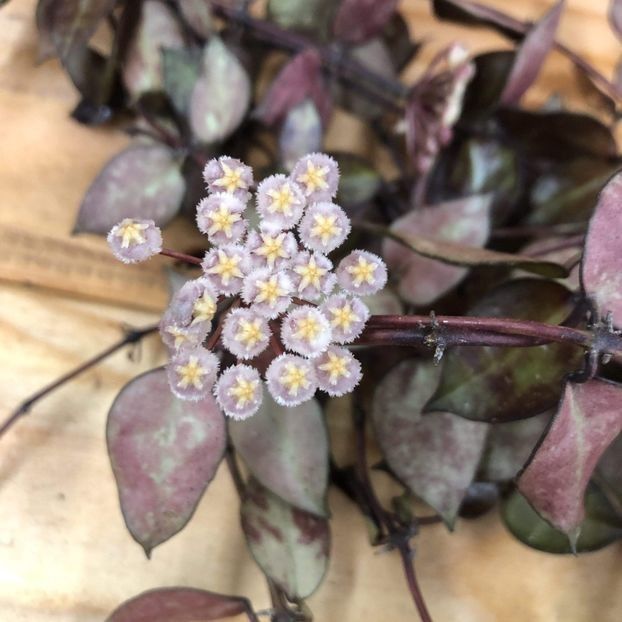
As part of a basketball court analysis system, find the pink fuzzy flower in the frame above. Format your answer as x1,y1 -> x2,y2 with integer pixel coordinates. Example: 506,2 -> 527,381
159,319 -> 210,352
314,346 -> 362,397
221,307 -> 271,359
241,268 -> 293,319
166,347 -> 219,401
214,364 -> 263,420
196,193 -> 247,245
162,278 -> 219,329
256,174 -> 306,230
246,228 -> 298,272
298,201 -> 351,254
202,244 -> 249,295
336,250 -> 387,296
203,156 -> 253,201
107,219 -> 162,264
321,293 -> 370,344
281,306 -> 332,358
291,153 -> 339,202
265,353 -> 317,407
290,251 -> 335,300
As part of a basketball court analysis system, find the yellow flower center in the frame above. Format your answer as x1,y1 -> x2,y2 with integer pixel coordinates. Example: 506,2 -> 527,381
208,205 -> 241,238
346,257 -> 377,287
279,363 -> 310,396
254,232 -> 289,268
318,352 -> 350,385
310,214 -> 342,247
166,326 -> 189,349
213,162 -> 246,193
192,293 -> 217,324
329,303 -> 360,332
228,376 -> 259,408
255,276 -> 286,307
175,356 -> 207,389
296,160 -> 329,195
293,315 -> 321,343
234,318 -> 265,350
294,256 -> 327,291
266,184 -> 297,216
115,219 -> 149,248
206,250 -> 244,285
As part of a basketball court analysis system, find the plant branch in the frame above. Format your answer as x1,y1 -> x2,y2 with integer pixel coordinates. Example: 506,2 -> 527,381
208,1 -> 406,111
353,406 -> 433,622
359,314 -> 597,351
160,247 -> 203,265
0,324 -> 158,440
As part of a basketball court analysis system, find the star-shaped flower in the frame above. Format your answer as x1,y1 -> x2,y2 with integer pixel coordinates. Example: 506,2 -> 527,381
318,350 -> 351,385
212,161 -> 248,194
114,219 -> 149,248
294,255 -> 328,291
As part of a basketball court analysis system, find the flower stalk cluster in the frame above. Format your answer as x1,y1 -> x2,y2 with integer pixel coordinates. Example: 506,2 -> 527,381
108,153 -> 387,419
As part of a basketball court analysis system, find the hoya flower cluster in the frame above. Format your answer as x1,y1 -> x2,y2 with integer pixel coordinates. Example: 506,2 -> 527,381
107,153 -> 387,421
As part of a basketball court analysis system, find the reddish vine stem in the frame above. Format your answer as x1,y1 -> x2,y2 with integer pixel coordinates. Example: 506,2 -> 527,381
353,407 -> 433,622
160,248 -> 203,265
208,1 -> 405,111
0,325 -> 158,439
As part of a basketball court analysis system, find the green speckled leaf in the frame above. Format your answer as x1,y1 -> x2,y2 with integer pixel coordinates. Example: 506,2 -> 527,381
241,478 -> 330,599
279,99 -> 323,171
230,392 -> 329,517
268,0 -> 335,38
122,0 -> 185,99
502,485 -> 622,554
335,153 -> 381,206
162,47 -> 202,115
372,359 -> 488,527
426,279 -> 583,422
75,144 -> 185,234
106,368 -> 226,556
189,37 -> 251,143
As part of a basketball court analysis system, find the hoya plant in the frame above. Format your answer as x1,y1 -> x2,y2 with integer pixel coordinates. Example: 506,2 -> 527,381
4,0 -> 622,620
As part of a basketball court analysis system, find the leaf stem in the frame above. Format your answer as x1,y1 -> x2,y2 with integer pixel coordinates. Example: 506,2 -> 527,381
0,325 -> 158,440
160,247 -> 203,265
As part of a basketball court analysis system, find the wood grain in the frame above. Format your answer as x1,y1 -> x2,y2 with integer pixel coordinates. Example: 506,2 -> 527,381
0,1 -> 620,621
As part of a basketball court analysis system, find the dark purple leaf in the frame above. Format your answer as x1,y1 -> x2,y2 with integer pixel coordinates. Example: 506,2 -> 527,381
334,152 -> 381,207
335,37 -> 396,119
122,0 -> 185,99
461,51 -> 515,123
75,144 -> 185,234
381,13 -> 421,72
106,587 -> 254,621
177,0 -> 212,38
241,478 -> 330,599
189,37 -> 251,143
527,158 -> 618,226
458,481 -> 499,518
502,484 -> 622,554
581,170 -> 622,327
36,0 -> 115,61
256,49 -> 332,127
375,221 -> 567,278
333,0 -> 398,45
479,413 -> 551,482
609,0 -> 622,41
106,368 -> 226,556
518,379 -> 622,542
426,279 -> 583,422
279,100 -> 323,171
500,0 -> 565,105
372,359 -> 488,526
497,109 -> 618,161
382,194 -> 492,305
229,392 -> 329,517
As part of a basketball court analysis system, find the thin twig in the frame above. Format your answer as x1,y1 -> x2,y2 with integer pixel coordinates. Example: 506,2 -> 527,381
160,248 -> 203,265
1,325 -> 158,439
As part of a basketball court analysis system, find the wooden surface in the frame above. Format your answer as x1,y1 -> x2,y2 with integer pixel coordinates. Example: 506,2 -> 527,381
0,1 -> 621,620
